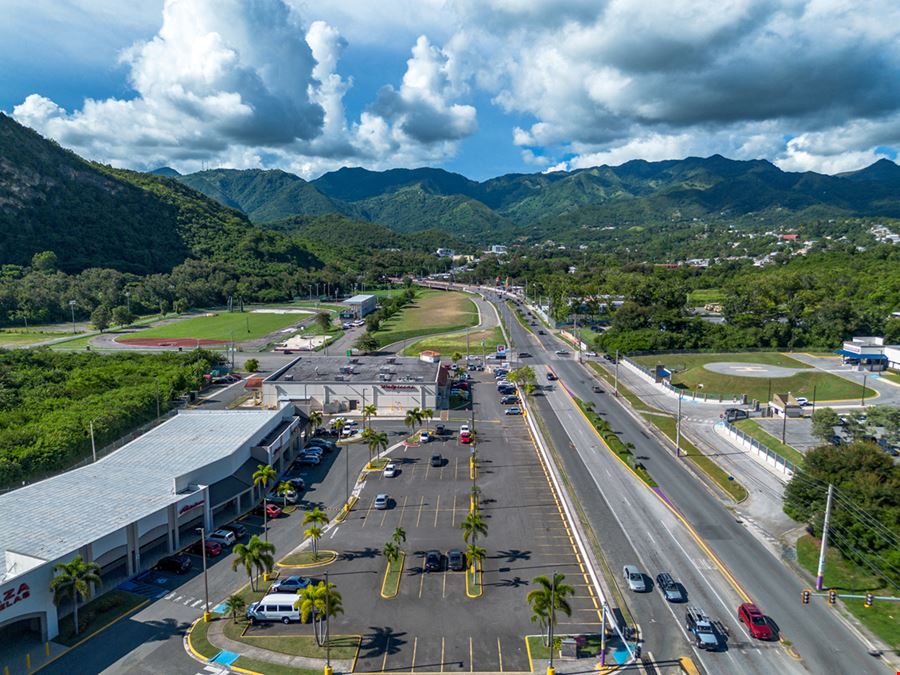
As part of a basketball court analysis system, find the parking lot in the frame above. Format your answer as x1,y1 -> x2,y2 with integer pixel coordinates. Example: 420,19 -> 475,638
313,369 -> 602,673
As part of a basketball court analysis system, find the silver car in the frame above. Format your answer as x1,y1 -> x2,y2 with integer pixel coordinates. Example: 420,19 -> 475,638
623,565 -> 646,592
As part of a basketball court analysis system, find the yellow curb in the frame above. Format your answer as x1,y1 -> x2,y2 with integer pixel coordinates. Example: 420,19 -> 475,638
34,596 -> 150,673
562,381 -> 753,604
230,666 -> 263,675
276,550 -> 338,568
335,496 -> 358,523
465,565 -> 483,598
186,617 -> 211,662
781,638 -> 802,660
380,550 -> 406,599
678,656 -> 701,674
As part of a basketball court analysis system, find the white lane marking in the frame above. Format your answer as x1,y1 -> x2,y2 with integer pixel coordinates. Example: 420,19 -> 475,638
164,592 -> 176,600
173,596 -> 183,603
330,526 -> 340,539
191,599 -> 204,608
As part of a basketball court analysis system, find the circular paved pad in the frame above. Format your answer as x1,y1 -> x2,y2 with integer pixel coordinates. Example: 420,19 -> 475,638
702,362 -> 808,378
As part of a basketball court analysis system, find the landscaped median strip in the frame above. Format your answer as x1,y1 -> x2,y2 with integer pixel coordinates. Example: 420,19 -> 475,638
465,564 -> 483,598
276,550 -> 338,568
380,550 -> 406,598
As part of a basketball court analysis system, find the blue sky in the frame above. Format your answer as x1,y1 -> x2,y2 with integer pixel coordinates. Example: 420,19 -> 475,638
4,1 -> 900,180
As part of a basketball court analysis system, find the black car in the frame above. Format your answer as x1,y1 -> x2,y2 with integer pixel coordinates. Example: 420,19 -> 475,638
221,522 -> 248,539
306,439 -> 336,451
538,329 -> 546,335
592,385 -> 603,393
430,453 -> 444,467
518,352 -> 531,358
157,554 -> 192,574
447,549 -> 465,571
655,572 -> 685,602
424,550 -> 443,572
435,423 -> 446,436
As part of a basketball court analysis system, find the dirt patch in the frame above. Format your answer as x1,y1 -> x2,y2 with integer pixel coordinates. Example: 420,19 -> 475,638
117,337 -> 228,347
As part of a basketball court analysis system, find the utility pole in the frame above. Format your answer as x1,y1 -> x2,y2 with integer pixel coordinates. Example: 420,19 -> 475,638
466,330 -> 470,363
69,300 -> 77,333
614,350 -> 619,397
197,527 -> 211,621
766,379 -> 772,414
860,373 -> 868,407
90,420 -> 97,463
675,395 -> 682,457
811,384 -> 817,415
155,378 -> 160,417
816,484 -> 834,591
781,406 -> 788,444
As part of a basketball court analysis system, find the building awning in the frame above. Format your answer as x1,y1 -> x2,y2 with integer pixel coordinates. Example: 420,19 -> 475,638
834,349 -> 886,360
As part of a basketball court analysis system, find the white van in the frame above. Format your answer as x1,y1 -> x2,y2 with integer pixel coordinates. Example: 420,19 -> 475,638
245,592 -> 302,624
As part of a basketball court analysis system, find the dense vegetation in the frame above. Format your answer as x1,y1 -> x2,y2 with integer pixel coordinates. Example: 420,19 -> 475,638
0,350 -> 222,488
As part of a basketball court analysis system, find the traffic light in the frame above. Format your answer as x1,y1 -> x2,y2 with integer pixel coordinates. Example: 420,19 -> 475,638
864,593 -> 874,608
802,589 -> 811,605
828,590 -> 837,605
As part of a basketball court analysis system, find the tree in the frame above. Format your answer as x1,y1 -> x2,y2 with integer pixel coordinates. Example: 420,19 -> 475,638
365,429 -> 389,467
508,366 -> 536,386
524,382 -> 536,397
303,507 -> 329,560
383,541 -> 400,564
421,407 -> 434,433
173,298 -> 188,314
223,594 -> 246,624
365,313 -> 381,332
50,555 -> 101,636
527,573 -> 574,646
452,351 -> 463,364
295,580 -> 344,646
31,250 -> 58,273
231,535 -> 276,591
91,305 -> 111,332
466,542 -> 486,573
276,480 -> 293,510
461,510 -> 488,544
405,407 -> 423,435
111,305 -> 134,327
308,410 -> 323,433
253,464 -> 277,540
355,332 -> 379,354
244,358 -> 259,372
392,527 -> 407,548
316,311 -> 332,332
363,403 -> 377,430
811,408 -> 841,443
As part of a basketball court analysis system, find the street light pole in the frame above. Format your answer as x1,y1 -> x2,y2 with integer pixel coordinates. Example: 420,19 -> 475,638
69,300 -> 77,333
675,395 -> 682,458
197,527 -> 211,621
614,350 -> 619,397
90,420 -> 97,462
861,373 -> 868,407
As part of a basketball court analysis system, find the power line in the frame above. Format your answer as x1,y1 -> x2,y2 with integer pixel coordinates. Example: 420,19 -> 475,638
827,528 -> 900,591
830,490 -> 900,549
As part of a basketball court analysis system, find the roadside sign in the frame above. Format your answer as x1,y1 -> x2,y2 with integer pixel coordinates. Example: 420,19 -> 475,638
497,344 -> 506,353
346,350 -> 352,356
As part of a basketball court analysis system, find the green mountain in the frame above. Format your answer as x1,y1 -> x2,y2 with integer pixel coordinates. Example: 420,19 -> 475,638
177,168 -> 355,223
0,114 -> 319,274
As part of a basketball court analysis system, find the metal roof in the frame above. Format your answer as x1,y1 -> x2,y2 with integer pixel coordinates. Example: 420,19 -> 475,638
345,294 -> 376,304
0,409 -> 281,571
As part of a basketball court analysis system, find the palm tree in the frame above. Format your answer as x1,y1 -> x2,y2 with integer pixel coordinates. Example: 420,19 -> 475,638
404,407 -> 423,435
232,535 -> 276,591
295,581 -> 344,646
527,573 -> 574,646
276,480 -> 293,510
383,541 -> 400,564
252,464 -> 277,541
461,510 -> 488,544
366,430 -> 389,466
223,594 -> 246,624
451,351 -> 463,364
50,555 -> 101,635
362,403 -> 377,430
421,407 -> 434,434
466,543 -> 486,573
391,527 -> 407,548
333,417 -> 345,439
315,311 -> 332,332
303,507 -> 329,560
308,410 -> 323,433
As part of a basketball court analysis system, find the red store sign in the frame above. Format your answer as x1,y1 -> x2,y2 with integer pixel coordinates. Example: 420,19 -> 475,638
0,583 -> 30,612
179,499 -> 204,515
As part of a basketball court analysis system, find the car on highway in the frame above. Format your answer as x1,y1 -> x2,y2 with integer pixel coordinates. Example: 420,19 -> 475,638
374,494 -> 389,510
724,408 -> 749,421
206,529 -> 236,547
189,539 -> 222,557
555,349 -> 569,356
505,406 -> 522,415
430,453 -> 444,467
585,351 -> 598,357
424,550 -> 442,572
157,554 -> 192,574
270,576 -> 313,594
655,572 -> 685,602
623,565 -> 646,592
447,549 -> 465,571
685,607 -> 720,650
383,463 -> 398,477
592,385 -> 603,393
538,329 -> 546,335
500,394 -> 519,404
221,522 -> 248,539
738,603 -> 775,640
518,352 -> 531,358
546,371 -> 557,381
795,397 -> 810,406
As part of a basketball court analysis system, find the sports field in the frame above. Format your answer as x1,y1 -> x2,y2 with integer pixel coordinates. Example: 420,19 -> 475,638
119,311 -> 306,344
632,352 -> 875,402
400,326 -> 504,357
0,330 -> 71,347
374,290 -> 479,347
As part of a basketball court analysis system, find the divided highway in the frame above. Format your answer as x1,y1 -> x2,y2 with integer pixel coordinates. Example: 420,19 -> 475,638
486,293 -> 888,675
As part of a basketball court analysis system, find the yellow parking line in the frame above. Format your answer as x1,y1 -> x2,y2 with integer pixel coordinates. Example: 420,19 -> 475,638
411,636 -> 417,672
419,558 -> 426,598
416,496 -> 425,527
497,637 -> 503,672
397,495 -> 409,527
433,495 -> 441,528
469,636 -> 473,672
441,637 -> 445,672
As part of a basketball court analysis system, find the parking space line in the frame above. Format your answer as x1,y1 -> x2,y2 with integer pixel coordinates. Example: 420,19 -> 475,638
411,636 -> 417,672
397,495 -> 409,527
441,637 -> 445,672
497,637 -> 503,672
451,494 -> 458,526
425,461 -> 431,479
433,494 -> 441,527
361,497 -> 375,528
416,496 -> 425,527
469,636 -> 473,672
454,456 -> 459,480
380,504 -> 390,527
419,557 -> 426,598
442,568 -> 448,598
382,635 -> 391,672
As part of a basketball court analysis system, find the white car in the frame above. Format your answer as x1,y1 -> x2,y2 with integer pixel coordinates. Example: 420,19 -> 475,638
207,529 -> 236,547
341,427 -> 357,438
623,565 -> 646,592
383,463 -> 398,478
459,424 -> 470,435
419,430 -> 431,443
374,494 -> 389,510
795,397 -> 810,406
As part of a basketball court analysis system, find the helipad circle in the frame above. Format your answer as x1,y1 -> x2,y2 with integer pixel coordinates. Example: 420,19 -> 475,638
702,362 -> 808,378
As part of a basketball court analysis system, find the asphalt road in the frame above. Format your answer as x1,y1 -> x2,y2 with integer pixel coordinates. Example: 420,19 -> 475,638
490,294 -> 890,675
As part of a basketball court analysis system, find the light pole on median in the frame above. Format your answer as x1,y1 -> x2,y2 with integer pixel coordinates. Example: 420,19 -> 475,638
196,527 -> 211,622
69,300 -> 77,333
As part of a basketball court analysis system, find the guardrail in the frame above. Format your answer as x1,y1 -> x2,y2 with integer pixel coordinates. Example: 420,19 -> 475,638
619,355 -> 744,404
716,420 -> 797,477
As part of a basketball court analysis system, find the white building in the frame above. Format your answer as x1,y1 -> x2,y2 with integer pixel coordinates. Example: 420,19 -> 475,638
343,294 -> 377,318
489,245 -> 508,255
838,336 -> 893,371
0,408 -> 302,644
262,356 -> 448,415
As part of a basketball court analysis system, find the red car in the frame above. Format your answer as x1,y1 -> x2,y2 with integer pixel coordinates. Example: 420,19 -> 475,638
738,603 -> 774,640
256,503 -> 282,519
190,540 -> 222,557
459,433 -> 472,444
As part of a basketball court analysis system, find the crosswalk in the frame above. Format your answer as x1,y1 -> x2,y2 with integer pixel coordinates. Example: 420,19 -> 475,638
162,590 -> 212,610
194,665 -> 228,675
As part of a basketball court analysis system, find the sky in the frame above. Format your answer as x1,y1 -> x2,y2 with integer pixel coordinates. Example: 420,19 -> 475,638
3,0 -> 900,181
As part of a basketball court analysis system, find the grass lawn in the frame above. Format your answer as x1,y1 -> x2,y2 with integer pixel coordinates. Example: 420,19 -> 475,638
279,550 -> 336,566
632,352 -> 874,402
687,289 -> 725,306
796,535 -> 898,648
233,656 -> 320,675
288,300 -> 344,313
732,418 -> 805,465
374,290 -> 479,348
879,370 -> 900,386
0,329 -> 73,347
381,552 -> 405,598
189,616 -> 220,659
643,414 -> 748,502
125,311 -> 305,343
56,590 -> 146,647
526,634 -> 603,660
586,362 -> 660,413
400,326 -> 504,357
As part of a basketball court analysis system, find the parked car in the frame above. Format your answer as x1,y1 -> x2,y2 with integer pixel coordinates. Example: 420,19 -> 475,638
383,463 -> 398,478
623,565 -> 646,592
435,423 -> 446,435
419,430 -> 431,443
256,503 -> 282,519
655,572 -> 685,602
795,397 -> 810,406
300,447 -> 324,458
459,424 -> 470,435
430,453 -> 444,467
374,494 -> 389,510
724,408 -> 749,421
282,475 -> 306,491
157,554 -> 192,574
267,488 -> 299,505
207,529 -> 236,547
538,329 -> 546,335
246,593 -> 302,625
306,438 -> 336,451
500,394 -> 519,404
270,576 -> 313,594
297,453 -> 321,465
221,522 -> 247,539
447,549 -> 465,571
738,602 -> 775,640
460,433 -> 473,444
505,406 -> 522,415
424,550 -> 442,572
190,540 -> 222,557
